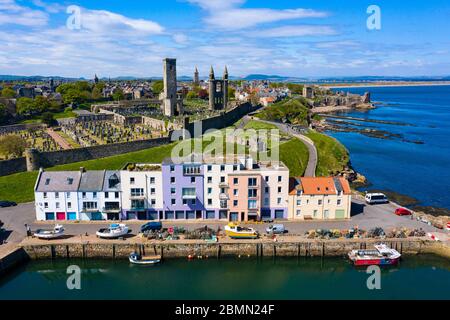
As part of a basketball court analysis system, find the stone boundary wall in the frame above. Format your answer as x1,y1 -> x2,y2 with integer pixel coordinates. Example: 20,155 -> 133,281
0,123 -> 45,134
0,157 -> 27,176
20,238 -> 445,260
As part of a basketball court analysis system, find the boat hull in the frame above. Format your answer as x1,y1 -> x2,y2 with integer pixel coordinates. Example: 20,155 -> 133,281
351,257 -> 400,266
225,230 -> 258,239
129,257 -> 161,265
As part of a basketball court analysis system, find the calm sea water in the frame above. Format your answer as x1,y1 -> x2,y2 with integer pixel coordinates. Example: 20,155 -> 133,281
0,256 -> 449,300
329,85 -> 450,209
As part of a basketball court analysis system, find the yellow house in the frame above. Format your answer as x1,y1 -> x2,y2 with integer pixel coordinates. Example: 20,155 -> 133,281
288,177 -> 352,220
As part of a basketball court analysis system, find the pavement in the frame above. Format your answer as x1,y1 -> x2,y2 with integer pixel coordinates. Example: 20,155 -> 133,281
0,199 -> 443,244
46,128 -> 72,150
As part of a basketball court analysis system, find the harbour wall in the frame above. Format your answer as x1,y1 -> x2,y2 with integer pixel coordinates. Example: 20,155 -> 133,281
19,238 -> 449,260
0,246 -> 29,277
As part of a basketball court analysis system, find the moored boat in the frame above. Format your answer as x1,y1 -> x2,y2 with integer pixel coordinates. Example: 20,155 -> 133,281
224,223 -> 258,239
34,225 -> 65,240
348,244 -> 401,266
129,252 -> 161,265
96,223 -> 129,239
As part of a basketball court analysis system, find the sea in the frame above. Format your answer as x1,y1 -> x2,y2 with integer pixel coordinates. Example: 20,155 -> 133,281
0,256 -> 449,300
329,85 -> 450,210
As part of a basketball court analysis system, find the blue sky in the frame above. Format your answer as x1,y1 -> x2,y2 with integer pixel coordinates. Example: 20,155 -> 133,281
0,0 -> 449,78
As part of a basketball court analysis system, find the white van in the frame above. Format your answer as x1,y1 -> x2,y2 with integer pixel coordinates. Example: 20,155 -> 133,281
365,193 -> 389,205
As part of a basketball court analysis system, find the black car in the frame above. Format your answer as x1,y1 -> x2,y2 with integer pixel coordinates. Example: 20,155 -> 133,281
0,201 -> 17,208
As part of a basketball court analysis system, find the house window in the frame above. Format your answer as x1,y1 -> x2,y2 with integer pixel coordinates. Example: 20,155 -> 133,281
82,192 -> 86,199
297,199 -> 301,206
43,192 -> 47,198
183,199 -> 187,205
44,202 -> 48,208
233,178 -> 238,185
208,199 -> 212,205
67,178 -> 73,185
248,178 -> 257,186
115,192 -> 119,199
170,177 -> 176,184
265,187 -> 269,193
220,176 -> 225,183
207,177 -> 212,184
248,200 -> 257,209
151,199 -> 156,206
170,188 -> 176,195
278,186 -> 282,193
313,210 -> 318,218
220,165 -> 225,172
131,188 -> 144,197
233,189 -> 238,196
337,199 -> 342,206
170,165 -> 175,172
131,200 -> 144,209
66,192 -> 71,198
55,192 -> 59,199
130,177 -> 135,185
207,188 -> 212,194
105,192 -> 109,199
171,199 -> 176,205
68,202 -> 72,209
233,165 -> 238,171
207,165 -> 212,172
150,177 -> 155,184
83,202 -> 98,210
248,189 -> 257,198
265,176 -> 269,182
278,176 -> 282,182
318,199 -> 322,205
296,209 -> 301,216
191,177 -> 195,183
191,199 -> 196,205
233,200 -> 238,207
45,178 -> 50,185
93,192 -> 97,198
182,188 -> 196,197
277,198 -> 282,205
56,202 -> 60,209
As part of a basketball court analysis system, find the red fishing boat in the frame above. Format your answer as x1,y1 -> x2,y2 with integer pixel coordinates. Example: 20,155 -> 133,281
348,244 -> 401,266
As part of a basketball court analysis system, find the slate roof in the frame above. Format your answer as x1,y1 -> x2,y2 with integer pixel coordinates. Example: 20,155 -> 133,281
103,170 -> 121,191
35,171 -> 81,192
78,171 -> 106,191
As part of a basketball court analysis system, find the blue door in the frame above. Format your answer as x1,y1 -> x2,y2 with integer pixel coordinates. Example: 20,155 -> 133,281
219,210 -> 228,219
230,212 -> 239,221
67,212 -> 77,221
262,209 -> 271,219
206,211 -> 215,219
148,211 -> 158,220
127,212 -> 137,220
45,212 -> 55,221
91,212 -> 103,221
275,210 -> 284,219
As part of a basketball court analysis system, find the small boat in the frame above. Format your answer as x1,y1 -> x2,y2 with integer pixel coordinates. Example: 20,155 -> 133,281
348,244 -> 401,266
446,222 -> 450,231
34,225 -> 65,240
224,223 -> 258,239
129,252 -> 161,265
96,223 -> 129,239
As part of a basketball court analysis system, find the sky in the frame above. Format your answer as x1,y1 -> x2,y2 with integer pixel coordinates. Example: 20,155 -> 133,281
0,0 -> 449,78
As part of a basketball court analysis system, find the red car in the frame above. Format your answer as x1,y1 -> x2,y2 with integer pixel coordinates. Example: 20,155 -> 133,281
395,208 -> 412,216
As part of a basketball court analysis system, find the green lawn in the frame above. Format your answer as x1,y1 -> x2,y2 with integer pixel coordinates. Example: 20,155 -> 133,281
18,109 -> 77,124
0,127 -> 311,203
306,131 -> 350,176
243,120 -> 278,130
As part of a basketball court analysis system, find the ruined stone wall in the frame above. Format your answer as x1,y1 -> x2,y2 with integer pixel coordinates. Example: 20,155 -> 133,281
0,157 -> 27,176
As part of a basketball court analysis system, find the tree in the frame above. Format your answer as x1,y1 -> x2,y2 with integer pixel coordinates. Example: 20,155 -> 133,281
152,80 -> 164,95
16,97 -> 36,116
112,88 -> 124,101
198,89 -> 208,99
41,112 -> 56,126
228,87 -> 236,100
0,134 -> 27,158
1,87 -> 16,98
0,103 -> 7,124
287,83 -> 304,94
186,91 -> 198,100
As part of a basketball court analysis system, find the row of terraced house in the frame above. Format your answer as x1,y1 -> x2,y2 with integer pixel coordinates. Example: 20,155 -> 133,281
34,155 -> 352,222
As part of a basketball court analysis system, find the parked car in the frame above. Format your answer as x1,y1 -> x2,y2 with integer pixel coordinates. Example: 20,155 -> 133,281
395,208 -> 412,216
140,221 -> 163,233
0,201 -> 17,208
265,224 -> 286,234
365,193 -> 388,205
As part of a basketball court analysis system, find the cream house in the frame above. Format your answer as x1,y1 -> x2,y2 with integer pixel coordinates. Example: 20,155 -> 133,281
288,177 -> 352,220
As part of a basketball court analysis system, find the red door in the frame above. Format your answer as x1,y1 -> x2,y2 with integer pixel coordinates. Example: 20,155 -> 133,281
56,212 -> 66,220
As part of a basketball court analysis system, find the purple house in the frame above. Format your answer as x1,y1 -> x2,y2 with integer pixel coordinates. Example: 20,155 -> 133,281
161,159 -> 205,220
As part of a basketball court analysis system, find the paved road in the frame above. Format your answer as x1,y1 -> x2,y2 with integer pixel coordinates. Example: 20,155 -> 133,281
46,128 -> 72,150
0,200 -> 442,243
250,118 -> 318,177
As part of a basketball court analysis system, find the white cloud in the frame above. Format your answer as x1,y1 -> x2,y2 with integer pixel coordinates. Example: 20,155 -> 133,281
188,0 -> 328,30
255,25 -> 336,38
32,0 -> 65,13
0,0 -> 48,26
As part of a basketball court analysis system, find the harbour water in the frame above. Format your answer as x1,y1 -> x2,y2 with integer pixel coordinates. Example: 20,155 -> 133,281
329,85 -> 450,210
0,256 -> 449,300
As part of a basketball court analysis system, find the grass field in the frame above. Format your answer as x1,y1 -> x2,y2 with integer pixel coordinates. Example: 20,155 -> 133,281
306,131 -> 350,176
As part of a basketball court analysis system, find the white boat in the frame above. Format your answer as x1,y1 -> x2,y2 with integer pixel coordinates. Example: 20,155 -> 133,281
348,244 -> 401,266
129,252 -> 161,265
96,224 -> 129,239
224,223 -> 259,239
34,225 -> 65,240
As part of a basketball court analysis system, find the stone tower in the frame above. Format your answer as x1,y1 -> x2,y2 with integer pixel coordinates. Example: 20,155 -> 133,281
194,67 -> 199,86
208,66 -> 229,110
163,58 -> 177,117
25,148 -> 41,172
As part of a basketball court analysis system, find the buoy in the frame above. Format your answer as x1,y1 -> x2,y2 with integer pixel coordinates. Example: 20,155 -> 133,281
188,254 -> 194,260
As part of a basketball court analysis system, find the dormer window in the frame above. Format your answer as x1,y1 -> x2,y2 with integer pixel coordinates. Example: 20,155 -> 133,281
67,178 -> 73,185
45,178 -> 50,185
